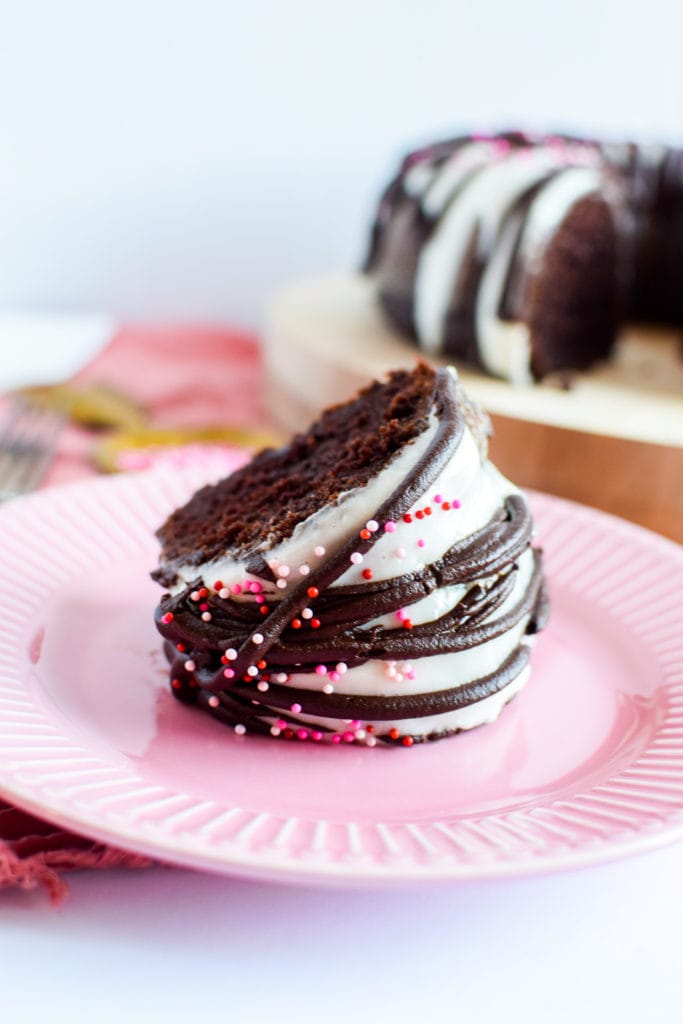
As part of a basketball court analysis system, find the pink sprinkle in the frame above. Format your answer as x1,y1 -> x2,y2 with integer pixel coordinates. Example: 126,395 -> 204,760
433,493 -> 443,504
396,608 -> 406,621
223,668 -> 235,679
328,671 -> 340,683
452,499 -> 461,509
405,670 -> 416,681
350,720 -> 360,729
315,664 -> 327,675
230,583 -> 242,595
311,731 -> 323,741
350,552 -> 363,564
332,734 -> 342,744
342,731 -> 355,743
249,580 -> 262,593
417,538 -> 426,548
208,695 -> 219,708
297,729 -> 309,741
161,612 -> 173,624
384,521 -> 397,533
290,703 -> 302,714
276,719 -> 287,730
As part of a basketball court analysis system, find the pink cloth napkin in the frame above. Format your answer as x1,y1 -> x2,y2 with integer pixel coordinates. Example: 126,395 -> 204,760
0,324 -> 266,901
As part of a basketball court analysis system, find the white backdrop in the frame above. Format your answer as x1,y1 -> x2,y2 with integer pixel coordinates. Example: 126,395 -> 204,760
1,0 -> 682,325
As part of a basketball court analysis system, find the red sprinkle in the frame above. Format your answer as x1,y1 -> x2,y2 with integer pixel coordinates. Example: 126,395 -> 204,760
161,612 -> 174,624
220,655 -> 228,664
310,618 -> 321,629
176,643 -> 186,652
198,588 -> 208,599
307,586 -> 319,599
359,528 -> 371,541
442,501 -> 451,511
291,618 -> 302,630
362,568 -> 373,580
366,724 -> 375,734
213,580 -> 224,591
402,513 -> 413,523
257,660 -> 267,670
424,507 -> 432,516
283,728 -> 295,740
403,619 -> 413,630
415,510 -> 424,520
259,605 -> 270,615
171,678 -> 182,690
389,728 -> 400,740
199,602 -> 209,612
402,736 -> 414,747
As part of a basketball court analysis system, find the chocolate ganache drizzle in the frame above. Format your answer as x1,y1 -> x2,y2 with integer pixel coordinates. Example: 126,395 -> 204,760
154,367 -> 548,745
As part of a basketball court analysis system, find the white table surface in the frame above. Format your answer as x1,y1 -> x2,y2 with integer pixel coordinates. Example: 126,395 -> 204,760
2,841 -> 682,1023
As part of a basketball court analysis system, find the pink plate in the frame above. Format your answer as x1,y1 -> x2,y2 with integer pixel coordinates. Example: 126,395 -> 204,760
0,464 -> 682,885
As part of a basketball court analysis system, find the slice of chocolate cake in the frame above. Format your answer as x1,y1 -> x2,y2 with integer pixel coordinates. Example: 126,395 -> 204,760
153,364 -> 548,746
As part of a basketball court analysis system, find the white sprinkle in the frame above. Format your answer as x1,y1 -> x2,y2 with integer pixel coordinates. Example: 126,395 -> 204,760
395,547 -> 406,559
270,726 -> 281,737
366,520 -> 379,532
366,735 -> 377,747
276,578 -> 287,589
252,633 -> 264,644
277,564 -> 291,578
234,724 -> 247,736
301,607 -> 313,620
298,564 -> 310,576
247,666 -> 259,677
207,695 -> 219,708
323,683 -> 334,695
201,611 -> 212,622
190,591 -> 200,602
350,552 -> 363,564
257,681 -> 269,692
355,729 -> 366,741
218,588 -> 230,599
225,648 -> 238,661
184,660 -> 196,672
275,672 -> 288,683
335,662 -> 348,674
314,545 -> 326,557
395,673 -> 404,684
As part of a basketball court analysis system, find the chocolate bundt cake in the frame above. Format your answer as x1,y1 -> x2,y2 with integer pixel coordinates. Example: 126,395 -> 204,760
365,131 -> 683,382
153,364 -> 548,746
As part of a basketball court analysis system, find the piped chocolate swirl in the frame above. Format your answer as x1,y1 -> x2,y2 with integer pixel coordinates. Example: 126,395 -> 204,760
153,364 -> 548,746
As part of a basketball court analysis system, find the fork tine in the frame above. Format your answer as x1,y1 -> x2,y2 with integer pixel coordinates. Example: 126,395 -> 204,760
0,400 -> 64,500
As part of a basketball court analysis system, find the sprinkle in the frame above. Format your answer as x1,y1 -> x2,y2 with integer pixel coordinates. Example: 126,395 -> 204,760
335,662 -> 348,674
161,612 -> 174,624
402,735 -> 414,747
218,588 -> 230,599
332,734 -> 342,744
384,521 -> 397,533
230,583 -> 242,595
257,660 -> 267,669
366,724 -> 375,733
190,591 -> 200,602
176,643 -> 186,652
199,602 -> 209,611
290,703 -> 302,714
417,539 -> 425,548
402,513 -> 413,524
314,545 -> 326,557
394,673 -> 404,683
208,695 -> 219,708
276,579 -> 287,589
350,552 -> 363,565
433,494 -> 443,504
249,580 -> 263,593
291,618 -> 302,630
343,731 -> 355,743
257,681 -> 269,692
198,588 -> 208,599
270,726 -> 281,737
283,728 -> 295,740
301,607 -> 313,619
405,670 -> 416,681
389,728 -> 400,740
403,619 -> 413,630
315,664 -> 327,675
366,519 -> 379,532
297,729 -> 309,741
277,565 -> 290,578
424,507 -> 432,516
323,683 -> 335,694
311,731 -> 323,741
223,668 -> 235,679
299,564 -> 310,576
226,648 -> 238,661
310,618 -> 321,629
396,608 -> 406,621
441,501 -> 451,511
355,729 -> 366,740
275,673 -> 288,683
276,720 -> 287,730
234,724 -> 247,736
247,666 -> 259,677
362,568 -> 373,580
366,735 -> 377,747
415,510 -> 424,520
201,612 -> 212,622
171,678 -> 181,690
260,604 -> 269,615
395,547 -> 406,559
252,633 -> 264,644
359,528 -> 371,541
307,586 -> 319,599
328,671 -> 340,683
452,499 -> 461,509
184,660 -> 196,672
